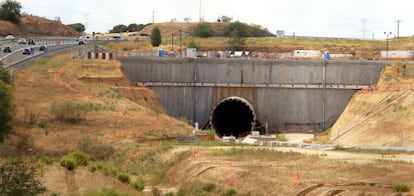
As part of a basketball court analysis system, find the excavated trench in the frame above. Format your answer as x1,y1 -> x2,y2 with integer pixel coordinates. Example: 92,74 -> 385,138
210,97 -> 256,138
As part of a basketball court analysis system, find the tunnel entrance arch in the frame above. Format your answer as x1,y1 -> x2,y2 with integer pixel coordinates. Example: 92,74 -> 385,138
210,96 -> 256,138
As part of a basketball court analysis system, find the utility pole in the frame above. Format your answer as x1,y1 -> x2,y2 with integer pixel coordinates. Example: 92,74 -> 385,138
199,0 -> 202,21
152,11 -> 155,24
179,29 -> 182,57
384,32 -> 392,60
361,19 -> 367,39
396,20 -> 401,39
171,33 -> 174,55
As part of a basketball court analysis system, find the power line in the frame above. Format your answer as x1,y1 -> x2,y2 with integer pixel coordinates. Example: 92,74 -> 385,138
361,19 -> 367,39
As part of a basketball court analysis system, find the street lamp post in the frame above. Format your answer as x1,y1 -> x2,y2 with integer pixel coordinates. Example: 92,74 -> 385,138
384,32 -> 392,60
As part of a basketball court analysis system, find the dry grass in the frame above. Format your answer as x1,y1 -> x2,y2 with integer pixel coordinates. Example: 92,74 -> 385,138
11,54 -> 192,155
331,63 -> 414,146
106,35 -> 414,59
0,15 -> 79,37
163,146 -> 414,195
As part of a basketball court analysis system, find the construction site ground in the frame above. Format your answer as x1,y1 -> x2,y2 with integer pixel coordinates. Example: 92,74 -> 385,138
2,54 -> 414,195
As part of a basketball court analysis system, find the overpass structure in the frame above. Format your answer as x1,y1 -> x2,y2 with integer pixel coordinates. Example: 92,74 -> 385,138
120,57 -> 386,137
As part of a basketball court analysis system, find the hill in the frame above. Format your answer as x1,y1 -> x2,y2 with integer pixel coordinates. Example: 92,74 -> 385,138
330,63 -> 414,146
139,22 -> 272,37
0,15 -> 79,37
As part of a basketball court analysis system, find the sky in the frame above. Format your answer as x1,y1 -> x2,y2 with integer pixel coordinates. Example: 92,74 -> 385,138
16,0 -> 414,39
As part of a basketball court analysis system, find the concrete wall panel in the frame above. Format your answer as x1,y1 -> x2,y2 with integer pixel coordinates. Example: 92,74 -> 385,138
120,57 -> 386,132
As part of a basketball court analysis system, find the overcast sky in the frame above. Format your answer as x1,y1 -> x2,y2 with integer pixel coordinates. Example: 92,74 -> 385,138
16,0 -> 414,39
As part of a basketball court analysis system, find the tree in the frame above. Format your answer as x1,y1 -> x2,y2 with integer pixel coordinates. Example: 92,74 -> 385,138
136,24 -> 146,31
184,17 -> 191,23
0,0 -> 22,24
0,66 -> 12,85
110,24 -> 128,33
128,23 -> 138,32
193,22 -> 214,38
67,23 -> 85,33
247,24 -> 270,37
150,26 -> 161,47
224,21 -> 249,51
220,15 -> 232,23
0,67 -> 12,142
0,159 -> 47,195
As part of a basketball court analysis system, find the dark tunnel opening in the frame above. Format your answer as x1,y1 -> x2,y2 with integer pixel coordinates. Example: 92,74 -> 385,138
210,97 -> 256,138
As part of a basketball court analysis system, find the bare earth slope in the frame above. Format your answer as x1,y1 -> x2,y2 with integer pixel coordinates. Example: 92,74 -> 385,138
331,63 -> 414,146
12,54 -> 192,155
0,15 -> 79,37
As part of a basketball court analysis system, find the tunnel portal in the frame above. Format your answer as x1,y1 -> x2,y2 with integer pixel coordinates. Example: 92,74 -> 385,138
210,97 -> 256,138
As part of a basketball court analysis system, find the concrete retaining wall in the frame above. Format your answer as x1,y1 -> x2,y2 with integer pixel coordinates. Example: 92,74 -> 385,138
120,57 -> 386,132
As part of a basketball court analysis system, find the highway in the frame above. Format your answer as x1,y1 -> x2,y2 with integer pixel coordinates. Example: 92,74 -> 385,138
0,37 -> 79,68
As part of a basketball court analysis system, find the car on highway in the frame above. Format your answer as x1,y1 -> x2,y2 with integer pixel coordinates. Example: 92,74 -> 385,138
22,48 -> 31,55
78,39 -> 86,45
18,38 -> 27,44
28,38 -> 35,45
5,34 -> 14,40
3,46 -> 11,52
39,45 -> 47,51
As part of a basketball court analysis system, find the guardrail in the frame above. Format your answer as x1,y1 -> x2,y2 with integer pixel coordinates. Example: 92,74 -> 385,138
1,38 -> 79,68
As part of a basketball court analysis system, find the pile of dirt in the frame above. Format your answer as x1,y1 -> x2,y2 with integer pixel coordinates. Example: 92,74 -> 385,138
0,15 -> 79,37
330,63 -> 414,146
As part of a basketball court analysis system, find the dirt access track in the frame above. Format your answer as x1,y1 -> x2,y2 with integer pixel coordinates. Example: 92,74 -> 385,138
161,145 -> 414,195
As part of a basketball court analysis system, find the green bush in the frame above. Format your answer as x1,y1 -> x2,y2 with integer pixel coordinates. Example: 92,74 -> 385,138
39,156 -> 54,165
0,80 -> 13,142
60,151 -> 88,171
151,26 -> 161,47
117,172 -> 130,183
132,178 -> 145,191
0,159 -> 46,195
202,182 -> 217,192
193,22 -> 214,38
221,188 -> 237,196
392,183 -> 410,192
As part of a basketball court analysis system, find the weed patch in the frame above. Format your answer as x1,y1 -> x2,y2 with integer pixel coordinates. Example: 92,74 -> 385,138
60,151 -> 88,171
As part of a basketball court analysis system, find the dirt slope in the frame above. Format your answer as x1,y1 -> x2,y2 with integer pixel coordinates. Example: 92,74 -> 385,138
11,54 -> 192,155
0,15 -> 79,37
331,63 -> 414,146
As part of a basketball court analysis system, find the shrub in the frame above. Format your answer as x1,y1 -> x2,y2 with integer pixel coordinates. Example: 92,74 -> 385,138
60,151 -> 88,171
193,22 -> 214,38
221,188 -> 237,196
0,159 -> 46,195
132,178 -> 145,191
151,26 -> 162,47
39,156 -> 54,165
392,183 -> 410,192
50,102 -> 87,123
89,144 -> 115,160
202,182 -> 217,192
117,172 -> 130,183
0,81 -> 13,142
